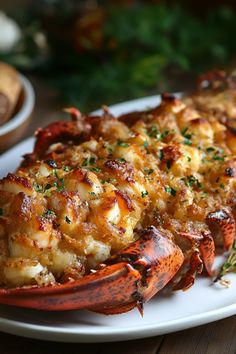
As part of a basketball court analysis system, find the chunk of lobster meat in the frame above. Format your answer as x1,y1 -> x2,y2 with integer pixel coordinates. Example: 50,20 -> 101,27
206,209 -> 235,251
0,227 -> 184,313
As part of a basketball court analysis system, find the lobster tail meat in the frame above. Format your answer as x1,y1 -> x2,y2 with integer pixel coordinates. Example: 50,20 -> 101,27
0,227 -> 183,313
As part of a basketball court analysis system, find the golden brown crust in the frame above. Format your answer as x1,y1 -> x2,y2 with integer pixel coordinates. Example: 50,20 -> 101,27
0,71 -> 236,288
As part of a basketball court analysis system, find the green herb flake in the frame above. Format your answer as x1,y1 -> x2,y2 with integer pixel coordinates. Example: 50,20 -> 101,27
187,156 -> 192,162
213,155 -> 225,161
206,147 -> 215,152
143,140 -> 149,148
42,209 -> 56,218
220,183 -> 225,189
82,158 -> 89,166
89,191 -> 97,196
33,182 -> 44,193
117,140 -> 130,148
44,183 -> 52,191
89,167 -> 101,173
166,160 -> 171,170
183,139 -> 192,146
165,186 -> 177,196
141,190 -> 149,198
184,175 -> 202,189
144,168 -> 154,175
147,125 -> 159,138
159,149 -> 163,161
53,169 -> 65,192
119,158 -> 126,163
65,216 -> 71,224
160,130 -> 169,141
63,166 -> 72,172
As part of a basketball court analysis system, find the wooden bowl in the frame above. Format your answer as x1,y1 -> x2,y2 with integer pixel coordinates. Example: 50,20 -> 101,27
0,74 -> 35,152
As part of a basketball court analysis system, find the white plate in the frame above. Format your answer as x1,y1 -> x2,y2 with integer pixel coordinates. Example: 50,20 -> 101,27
0,95 -> 236,343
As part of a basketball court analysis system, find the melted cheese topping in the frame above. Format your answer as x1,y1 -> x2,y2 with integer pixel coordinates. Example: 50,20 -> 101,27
0,84 -> 236,288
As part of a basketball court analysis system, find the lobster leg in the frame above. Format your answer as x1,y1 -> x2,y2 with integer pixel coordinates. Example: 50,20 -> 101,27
173,251 -> 203,291
0,227 -> 184,313
206,209 -> 235,251
172,231 -> 215,291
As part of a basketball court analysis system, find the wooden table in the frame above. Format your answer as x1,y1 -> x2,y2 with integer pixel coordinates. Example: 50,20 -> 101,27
1,75 -> 236,354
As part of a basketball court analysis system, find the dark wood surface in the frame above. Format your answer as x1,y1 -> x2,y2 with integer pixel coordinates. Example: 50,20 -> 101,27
1,75 -> 236,353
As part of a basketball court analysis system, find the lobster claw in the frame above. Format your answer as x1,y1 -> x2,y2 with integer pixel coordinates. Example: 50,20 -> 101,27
0,227 -> 184,314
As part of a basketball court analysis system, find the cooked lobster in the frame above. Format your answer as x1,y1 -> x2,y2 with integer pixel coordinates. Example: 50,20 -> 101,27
0,70 -> 235,314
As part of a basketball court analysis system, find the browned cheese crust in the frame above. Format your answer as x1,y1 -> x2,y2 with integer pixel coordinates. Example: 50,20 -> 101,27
0,71 -> 236,288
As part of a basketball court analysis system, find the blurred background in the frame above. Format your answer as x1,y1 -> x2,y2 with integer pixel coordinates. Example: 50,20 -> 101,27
1,0 -> 236,112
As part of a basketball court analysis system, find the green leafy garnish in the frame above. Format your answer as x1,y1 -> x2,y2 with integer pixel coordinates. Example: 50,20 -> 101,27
53,169 -> 65,192
33,182 -> 44,193
63,166 -> 72,172
215,241 -> 236,282
141,190 -> 149,198
65,216 -> 71,224
144,168 -> 154,175
147,125 -> 159,138
184,175 -> 202,188
165,186 -> 177,196
117,140 -> 130,148
42,209 -> 56,218
159,130 -> 169,141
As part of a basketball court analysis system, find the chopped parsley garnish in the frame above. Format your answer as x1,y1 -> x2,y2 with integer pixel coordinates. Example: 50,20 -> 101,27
0,208 -> 3,216
144,168 -> 154,175
220,183 -> 225,189
143,140 -> 149,148
117,140 -> 130,148
65,216 -> 71,224
206,147 -> 215,152
89,167 -> 101,173
33,182 -> 44,193
181,127 -> 192,145
165,186 -> 177,196
119,158 -> 126,163
42,209 -> 55,218
187,156 -> 192,162
44,183 -> 52,191
53,169 -> 65,192
181,127 -> 192,140
213,155 -> 225,161
166,160 -> 171,170
63,166 -> 72,172
89,191 -> 97,196
147,125 -> 159,138
159,149 -> 163,160
183,139 -> 192,146
141,190 -> 149,198
184,175 -> 202,189
82,158 -> 89,166
159,130 -> 169,141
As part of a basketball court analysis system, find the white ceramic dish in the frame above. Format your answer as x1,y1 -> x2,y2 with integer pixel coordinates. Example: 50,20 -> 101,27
0,95 -> 236,343
0,74 -> 35,151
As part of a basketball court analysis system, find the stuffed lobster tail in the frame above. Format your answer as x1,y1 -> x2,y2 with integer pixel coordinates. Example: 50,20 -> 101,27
0,227 -> 183,313
0,69 -> 236,314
